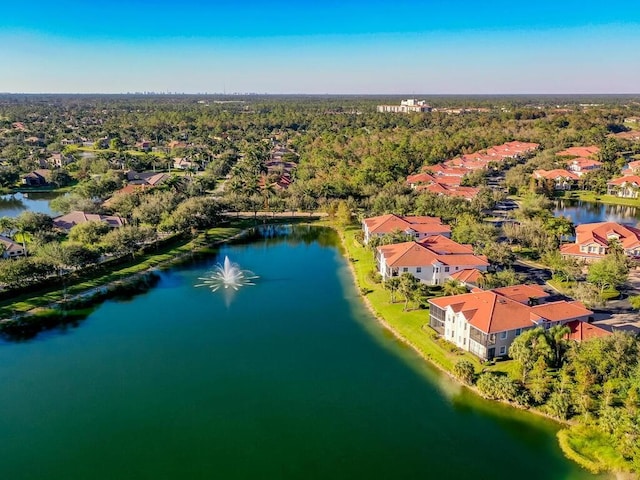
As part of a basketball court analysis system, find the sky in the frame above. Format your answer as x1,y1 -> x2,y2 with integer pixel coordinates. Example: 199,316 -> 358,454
1,0 -> 640,94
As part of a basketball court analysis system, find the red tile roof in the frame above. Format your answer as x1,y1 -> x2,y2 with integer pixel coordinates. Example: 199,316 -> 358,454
607,175 -> 640,186
363,214 -> 450,236
556,146 -> 600,158
572,222 -> 640,250
377,240 -> 488,268
565,320 -> 611,341
429,286 -> 593,334
566,157 -> 603,169
492,284 -> 550,304
533,169 -> 580,181
449,268 -> 484,284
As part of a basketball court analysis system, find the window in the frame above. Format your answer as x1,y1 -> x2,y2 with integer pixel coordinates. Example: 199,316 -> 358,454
515,328 -> 522,336
499,346 -> 506,355
402,267 -> 408,272
416,267 -> 421,273
444,266 -> 450,272
500,331 -> 508,340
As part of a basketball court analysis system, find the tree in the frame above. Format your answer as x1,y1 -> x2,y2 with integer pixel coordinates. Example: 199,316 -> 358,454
383,277 -> 401,303
587,254 -> 629,296
68,220 -> 111,245
160,197 -> 220,232
0,217 -> 15,237
101,225 -> 155,259
528,356 -> 553,404
451,213 -> 497,247
335,201 -> 353,227
443,279 -> 467,296
571,282 -> 602,308
509,327 -> 553,382
453,360 -> 475,385
480,241 -> 516,268
547,324 -> 571,368
629,295 -> 640,310
399,273 -> 420,311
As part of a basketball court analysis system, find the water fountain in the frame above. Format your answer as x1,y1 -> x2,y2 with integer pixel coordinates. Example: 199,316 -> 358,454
195,256 -> 258,292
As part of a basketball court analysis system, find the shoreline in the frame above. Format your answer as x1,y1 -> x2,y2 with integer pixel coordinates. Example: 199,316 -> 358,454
331,226 -> 621,475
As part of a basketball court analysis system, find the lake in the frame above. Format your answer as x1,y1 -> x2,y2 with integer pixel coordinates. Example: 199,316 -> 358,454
0,192 -> 62,218
554,199 -> 640,225
0,226 -> 600,479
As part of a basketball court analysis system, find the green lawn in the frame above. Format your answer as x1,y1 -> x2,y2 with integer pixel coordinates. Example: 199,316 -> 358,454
555,190 -> 640,208
340,225 -> 516,377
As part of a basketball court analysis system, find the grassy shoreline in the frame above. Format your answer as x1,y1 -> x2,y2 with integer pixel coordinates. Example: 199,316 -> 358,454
335,223 -> 632,476
555,190 -> 640,208
0,217 -> 317,321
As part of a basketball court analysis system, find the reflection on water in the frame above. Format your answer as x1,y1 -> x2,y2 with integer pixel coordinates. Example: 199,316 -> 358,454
554,199 -> 640,226
0,192 -> 62,218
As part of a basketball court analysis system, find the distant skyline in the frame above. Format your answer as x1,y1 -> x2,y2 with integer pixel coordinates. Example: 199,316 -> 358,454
2,0 -> 640,94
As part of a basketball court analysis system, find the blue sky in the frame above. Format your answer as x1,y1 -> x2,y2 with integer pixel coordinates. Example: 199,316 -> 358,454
1,1 -> 639,93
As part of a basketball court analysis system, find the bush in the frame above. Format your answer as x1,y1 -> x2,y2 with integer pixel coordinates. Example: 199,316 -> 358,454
476,372 -> 523,403
366,269 -> 382,284
453,360 -> 476,385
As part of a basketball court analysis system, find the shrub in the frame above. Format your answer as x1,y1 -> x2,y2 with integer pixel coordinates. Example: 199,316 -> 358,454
453,360 -> 476,385
366,269 -> 382,284
476,372 -> 522,403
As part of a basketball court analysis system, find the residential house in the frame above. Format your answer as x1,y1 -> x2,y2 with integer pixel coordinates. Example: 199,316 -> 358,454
53,211 -> 125,232
376,236 -> 489,285
22,169 -> 51,187
0,235 -> 26,258
126,170 -> 168,187
173,157 -> 198,170
448,268 -> 484,287
560,221 -> 640,261
613,131 -> 640,142
428,287 -> 593,360
607,175 -> 640,198
421,183 -> 480,201
624,161 -> 640,175
565,320 -> 612,342
136,140 -> 152,152
362,214 -> 451,244
556,146 -> 600,158
533,169 -> 579,190
48,153 -> 73,168
565,157 -> 603,177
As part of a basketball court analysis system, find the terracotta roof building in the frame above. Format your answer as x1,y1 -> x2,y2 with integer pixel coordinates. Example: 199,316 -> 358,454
565,157 -> 603,177
533,169 -> 579,190
376,236 -> 489,285
428,287 -> 593,360
607,175 -> 640,199
560,221 -> 640,261
448,268 -> 484,287
556,146 -> 600,158
362,214 -> 450,244
565,320 -> 612,342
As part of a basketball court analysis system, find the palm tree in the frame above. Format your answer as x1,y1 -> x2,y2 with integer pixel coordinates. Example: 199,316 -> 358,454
260,181 -> 277,211
547,325 -> 571,368
399,273 -> 419,311
384,277 -> 401,303
443,279 -> 468,296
